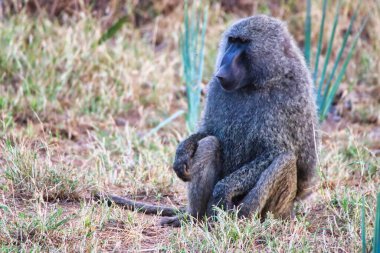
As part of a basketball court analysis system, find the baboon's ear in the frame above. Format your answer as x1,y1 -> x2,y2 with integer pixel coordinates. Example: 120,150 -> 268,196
283,36 -> 297,59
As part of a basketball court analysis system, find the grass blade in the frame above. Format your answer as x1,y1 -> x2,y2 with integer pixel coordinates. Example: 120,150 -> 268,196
320,17 -> 368,119
317,0 -> 342,108
197,6 -> 208,96
97,16 -> 128,45
362,197 -> 367,253
313,0 -> 327,83
374,192 -> 380,253
145,110 -> 185,137
304,0 -> 312,66
189,1 -> 197,85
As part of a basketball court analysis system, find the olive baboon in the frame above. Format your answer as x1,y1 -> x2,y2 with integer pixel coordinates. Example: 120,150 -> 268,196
96,15 -> 319,227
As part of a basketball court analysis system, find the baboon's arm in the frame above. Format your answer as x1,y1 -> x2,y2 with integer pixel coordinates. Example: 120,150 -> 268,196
93,193 -> 185,216
160,136 -> 221,227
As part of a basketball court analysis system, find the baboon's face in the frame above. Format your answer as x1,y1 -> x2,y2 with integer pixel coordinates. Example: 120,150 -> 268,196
216,15 -> 289,91
215,37 -> 250,91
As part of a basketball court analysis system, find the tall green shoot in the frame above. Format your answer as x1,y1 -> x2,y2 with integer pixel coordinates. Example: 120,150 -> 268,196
361,193 -> 380,253
313,0 -> 328,82
374,193 -> 380,253
304,0 -> 312,66
362,197 -> 367,253
180,0 -> 208,133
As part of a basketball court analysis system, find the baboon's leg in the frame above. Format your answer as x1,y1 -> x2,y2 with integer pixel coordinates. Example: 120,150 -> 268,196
238,152 -> 297,219
206,151 -> 279,216
187,136 -> 221,217
160,136 -> 221,227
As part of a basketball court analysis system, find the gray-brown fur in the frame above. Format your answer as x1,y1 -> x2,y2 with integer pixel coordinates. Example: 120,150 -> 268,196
96,15 -> 319,227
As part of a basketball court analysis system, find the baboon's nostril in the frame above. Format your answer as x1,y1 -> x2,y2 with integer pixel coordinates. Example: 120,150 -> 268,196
183,164 -> 188,173
216,75 -> 226,84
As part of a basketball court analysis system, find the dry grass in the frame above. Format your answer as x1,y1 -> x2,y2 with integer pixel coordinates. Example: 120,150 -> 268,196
0,1 -> 379,251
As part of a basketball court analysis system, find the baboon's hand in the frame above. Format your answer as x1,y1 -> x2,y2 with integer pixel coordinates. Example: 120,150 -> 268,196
173,139 -> 197,182
173,133 -> 207,182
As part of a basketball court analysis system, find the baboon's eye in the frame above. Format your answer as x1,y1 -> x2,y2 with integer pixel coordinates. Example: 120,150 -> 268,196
183,164 -> 188,173
228,37 -> 249,44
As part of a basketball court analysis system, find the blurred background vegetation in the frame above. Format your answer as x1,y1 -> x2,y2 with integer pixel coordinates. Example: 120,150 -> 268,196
0,0 -> 379,131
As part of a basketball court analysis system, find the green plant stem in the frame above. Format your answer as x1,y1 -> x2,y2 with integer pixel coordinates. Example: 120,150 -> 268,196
313,0 -> 327,83
320,0 -> 362,115
361,197 -> 367,253
374,192 -> 380,253
304,0 -> 312,67
320,17 -> 368,119
180,0 -> 208,133
316,0 -> 342,108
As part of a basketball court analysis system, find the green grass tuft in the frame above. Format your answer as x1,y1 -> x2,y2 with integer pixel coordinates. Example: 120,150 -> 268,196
307,0 -> 367,121
2,140 -> 87,201
320,16 -> 368,119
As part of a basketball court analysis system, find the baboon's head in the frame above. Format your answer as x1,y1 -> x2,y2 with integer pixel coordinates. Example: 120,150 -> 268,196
215,15 -> 302,91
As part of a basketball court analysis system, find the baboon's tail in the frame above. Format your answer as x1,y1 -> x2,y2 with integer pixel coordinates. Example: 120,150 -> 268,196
93,192 -> 185,216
